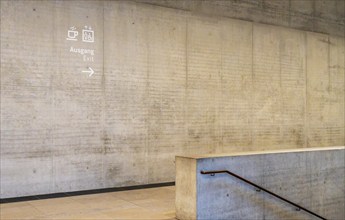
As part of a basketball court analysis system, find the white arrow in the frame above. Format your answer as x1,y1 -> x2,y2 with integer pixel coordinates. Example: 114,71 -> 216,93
82,67 -> 94,77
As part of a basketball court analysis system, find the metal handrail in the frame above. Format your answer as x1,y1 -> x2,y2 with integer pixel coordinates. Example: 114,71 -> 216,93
200,170 -> 327,220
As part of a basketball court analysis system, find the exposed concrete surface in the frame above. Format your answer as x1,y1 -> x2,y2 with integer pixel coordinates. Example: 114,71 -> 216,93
176,147 -> 345,219
136,0 -> 345,37
1,0 -> 344,198
175,157 -> 197,220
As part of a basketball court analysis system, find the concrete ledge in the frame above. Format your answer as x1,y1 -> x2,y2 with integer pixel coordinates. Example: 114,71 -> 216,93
176,146 -> 345,220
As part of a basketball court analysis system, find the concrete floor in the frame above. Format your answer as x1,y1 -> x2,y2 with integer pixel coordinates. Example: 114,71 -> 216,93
0,186 -> 176,220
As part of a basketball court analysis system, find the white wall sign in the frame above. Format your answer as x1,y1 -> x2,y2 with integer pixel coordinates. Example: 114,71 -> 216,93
66,26 -> 95,43
66,25 -> 96,77
82,26 -> 94,43
82,67 -> 94,77
66,26 -> 78,41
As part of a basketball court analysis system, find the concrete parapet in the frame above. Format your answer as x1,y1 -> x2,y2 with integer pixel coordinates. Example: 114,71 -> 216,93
176,146 -> 345,220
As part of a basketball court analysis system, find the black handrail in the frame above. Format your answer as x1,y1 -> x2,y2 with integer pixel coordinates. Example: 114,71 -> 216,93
200,170 -> 327,220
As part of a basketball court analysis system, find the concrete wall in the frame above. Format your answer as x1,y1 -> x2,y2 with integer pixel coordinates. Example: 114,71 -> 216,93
176,146 -> 345,220
1,0 -> 344,198
137,0 -> 345,37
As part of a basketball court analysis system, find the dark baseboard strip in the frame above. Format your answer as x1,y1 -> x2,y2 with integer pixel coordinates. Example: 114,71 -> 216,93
0,182 -> 175,204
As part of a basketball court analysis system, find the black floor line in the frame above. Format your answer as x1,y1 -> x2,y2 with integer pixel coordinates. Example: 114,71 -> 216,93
0,182 -> 175,204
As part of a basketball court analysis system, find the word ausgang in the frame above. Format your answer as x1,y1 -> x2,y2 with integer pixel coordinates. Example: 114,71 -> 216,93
69,46 -> 94,56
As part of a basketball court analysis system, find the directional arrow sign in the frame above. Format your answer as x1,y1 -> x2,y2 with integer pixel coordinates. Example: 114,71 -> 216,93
82,67 -> 94,77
